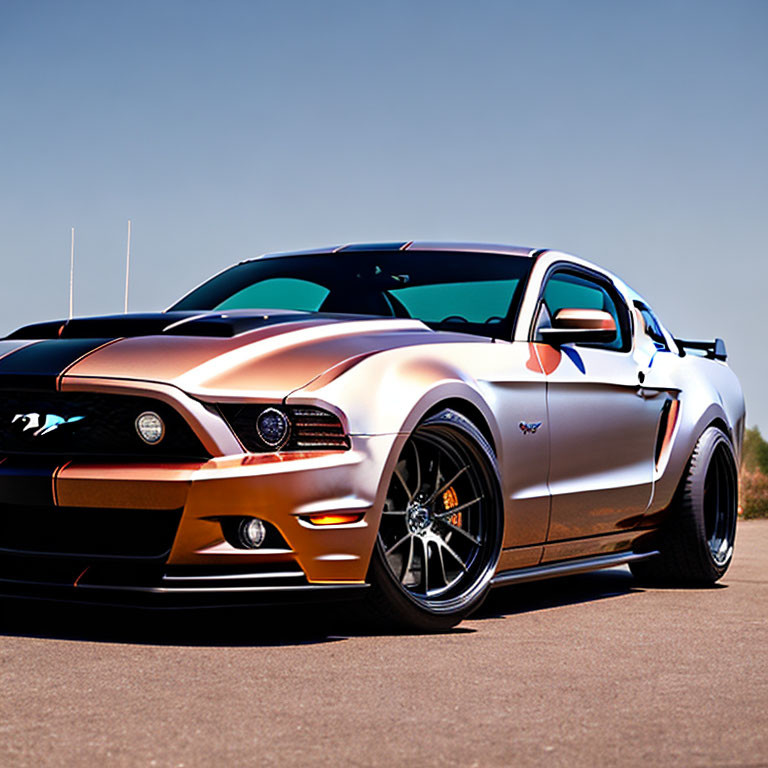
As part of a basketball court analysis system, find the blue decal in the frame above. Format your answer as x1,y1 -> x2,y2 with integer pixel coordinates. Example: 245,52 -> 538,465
562,346 -> 586,374
648,346 -> 670,369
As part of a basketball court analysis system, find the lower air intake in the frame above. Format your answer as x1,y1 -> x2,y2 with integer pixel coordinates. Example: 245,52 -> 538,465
0,503 -> 183,559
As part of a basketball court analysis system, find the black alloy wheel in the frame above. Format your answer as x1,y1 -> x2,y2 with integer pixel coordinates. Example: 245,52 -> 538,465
631,425 -> 738,585
365,409 -> 503,631
702,441 -> 738,568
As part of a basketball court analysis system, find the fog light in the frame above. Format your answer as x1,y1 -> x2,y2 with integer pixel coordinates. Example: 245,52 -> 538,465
256,407 -> 290,449
135,411 -> 165,444
238,517 -> 267,548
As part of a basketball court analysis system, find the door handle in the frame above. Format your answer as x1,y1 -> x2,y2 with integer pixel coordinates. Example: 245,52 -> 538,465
636,387 -> 663,399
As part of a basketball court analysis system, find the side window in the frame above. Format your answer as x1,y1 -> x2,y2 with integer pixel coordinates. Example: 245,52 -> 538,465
634,302 -> 669,350
534,270 -> 629,351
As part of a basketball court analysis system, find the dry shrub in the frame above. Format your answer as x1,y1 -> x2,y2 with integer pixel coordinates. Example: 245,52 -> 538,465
740,469 -> 768,519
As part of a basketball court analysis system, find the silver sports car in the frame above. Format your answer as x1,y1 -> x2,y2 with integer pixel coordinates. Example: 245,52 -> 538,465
0,242 -> 744,630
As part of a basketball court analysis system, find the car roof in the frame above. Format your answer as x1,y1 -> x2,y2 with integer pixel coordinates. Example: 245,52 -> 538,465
254,241 -> 538,261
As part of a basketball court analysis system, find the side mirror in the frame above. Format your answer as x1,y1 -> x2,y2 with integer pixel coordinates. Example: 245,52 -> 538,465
539,308 -> 617,346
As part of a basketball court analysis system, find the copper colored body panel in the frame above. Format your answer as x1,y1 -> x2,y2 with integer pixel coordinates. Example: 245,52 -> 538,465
52,434 -> 404,583
57,462 -> 199,510
61,320 -> 331,388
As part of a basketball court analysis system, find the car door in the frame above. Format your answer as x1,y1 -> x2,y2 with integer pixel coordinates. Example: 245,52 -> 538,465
532,266 -> 665,544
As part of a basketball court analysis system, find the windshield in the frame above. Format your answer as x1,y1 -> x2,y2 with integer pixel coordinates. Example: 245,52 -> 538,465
170,250 -> 533,339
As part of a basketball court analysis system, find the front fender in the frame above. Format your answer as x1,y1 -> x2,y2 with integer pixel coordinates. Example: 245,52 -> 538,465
286,342 -> 500,442
284,343 -> 502,556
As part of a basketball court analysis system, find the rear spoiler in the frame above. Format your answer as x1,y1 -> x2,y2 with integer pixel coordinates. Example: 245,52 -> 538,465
674,337 -> 727,361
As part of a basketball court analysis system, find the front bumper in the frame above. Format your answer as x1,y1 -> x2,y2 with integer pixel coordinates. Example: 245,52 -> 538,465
0,434 -> 403,605
0,555 -> 369,608
0,554 -> 368,609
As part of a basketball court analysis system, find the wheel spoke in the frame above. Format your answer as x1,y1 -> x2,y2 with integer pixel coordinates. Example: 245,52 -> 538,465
442,519 -> 481,546
440,540 -> 469,573
385,533 -> 410,557
421,538 -> 430,593
433,454 -> 442,496
412,440 -> 422,496
394,464 -> 414,503
382,508 -> 407,516
434,495 -> 484,519
427,464 -> 470,504
401,536 -> 415,583
437,543 -> 449,586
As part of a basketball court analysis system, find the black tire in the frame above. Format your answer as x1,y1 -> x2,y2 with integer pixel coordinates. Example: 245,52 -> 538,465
630,425 -> 738,586
363,409 -> 504,632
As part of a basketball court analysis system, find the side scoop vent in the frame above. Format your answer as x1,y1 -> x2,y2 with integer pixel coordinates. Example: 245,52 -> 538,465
291,408 -> 350,450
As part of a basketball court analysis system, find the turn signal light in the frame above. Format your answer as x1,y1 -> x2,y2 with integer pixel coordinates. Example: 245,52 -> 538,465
306,513 -> 364,526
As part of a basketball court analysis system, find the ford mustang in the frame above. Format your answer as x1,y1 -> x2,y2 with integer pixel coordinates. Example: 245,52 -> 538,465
0,242 -> 744,630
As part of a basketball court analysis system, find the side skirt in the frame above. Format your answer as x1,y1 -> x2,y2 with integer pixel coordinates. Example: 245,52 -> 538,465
491,550 -> 659,588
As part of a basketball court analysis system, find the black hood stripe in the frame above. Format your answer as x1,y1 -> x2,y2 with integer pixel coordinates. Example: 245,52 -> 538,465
0,312 -> 347,390
0,338 -> 113,391
4,311 -> 328,341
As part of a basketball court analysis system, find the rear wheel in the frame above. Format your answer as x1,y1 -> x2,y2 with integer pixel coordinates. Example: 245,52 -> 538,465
364,409 -> 503,632
631,426 -> 738,585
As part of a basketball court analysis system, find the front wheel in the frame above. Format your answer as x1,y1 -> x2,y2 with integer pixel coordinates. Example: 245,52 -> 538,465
631,425 -> 738,585
364,409 -> 504,632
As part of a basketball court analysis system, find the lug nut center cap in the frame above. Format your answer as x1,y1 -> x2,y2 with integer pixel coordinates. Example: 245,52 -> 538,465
407,504 -> 432,535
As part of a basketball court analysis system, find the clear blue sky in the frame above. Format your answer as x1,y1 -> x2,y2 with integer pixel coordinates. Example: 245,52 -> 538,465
1,0 -> 766,426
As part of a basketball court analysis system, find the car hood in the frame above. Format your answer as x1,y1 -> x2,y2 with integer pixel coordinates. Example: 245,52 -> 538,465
0,310 -> 466,399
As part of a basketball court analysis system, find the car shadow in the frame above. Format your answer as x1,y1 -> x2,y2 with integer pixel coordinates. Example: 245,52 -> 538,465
0,567 -> 652,647
475,566 -> 642,621
0,598 -> 347,648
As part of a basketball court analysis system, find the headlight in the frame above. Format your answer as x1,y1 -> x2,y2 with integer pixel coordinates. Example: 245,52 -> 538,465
135,411 -> 165,444
256,407 -> 291,449
218,404 -> 350,452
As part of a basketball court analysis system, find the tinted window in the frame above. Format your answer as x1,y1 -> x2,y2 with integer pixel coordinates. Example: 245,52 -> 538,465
172,251 -> 533,339
390,279 -> 521,324
635,302 -> 669,350
217,278 -> 330,312
534,270 -> 629,351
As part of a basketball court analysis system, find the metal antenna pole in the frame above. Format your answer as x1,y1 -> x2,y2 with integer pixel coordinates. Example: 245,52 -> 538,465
69,227 -> 75,319
124,219 -> 132,313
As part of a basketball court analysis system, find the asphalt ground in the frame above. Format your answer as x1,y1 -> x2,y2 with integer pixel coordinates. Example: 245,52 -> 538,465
1,520 -> 766,767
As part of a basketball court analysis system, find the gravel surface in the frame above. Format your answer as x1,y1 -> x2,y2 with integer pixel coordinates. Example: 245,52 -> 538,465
1,520 -> 766,767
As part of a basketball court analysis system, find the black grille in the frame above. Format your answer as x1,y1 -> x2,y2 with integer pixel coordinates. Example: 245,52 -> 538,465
0,391 -> 210,460
0,503 -> 182,559
219,405 -> 350,452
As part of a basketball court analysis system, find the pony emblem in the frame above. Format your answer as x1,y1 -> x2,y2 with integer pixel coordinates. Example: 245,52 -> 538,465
519,421 -> 542,435
12,412 -> 85,437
